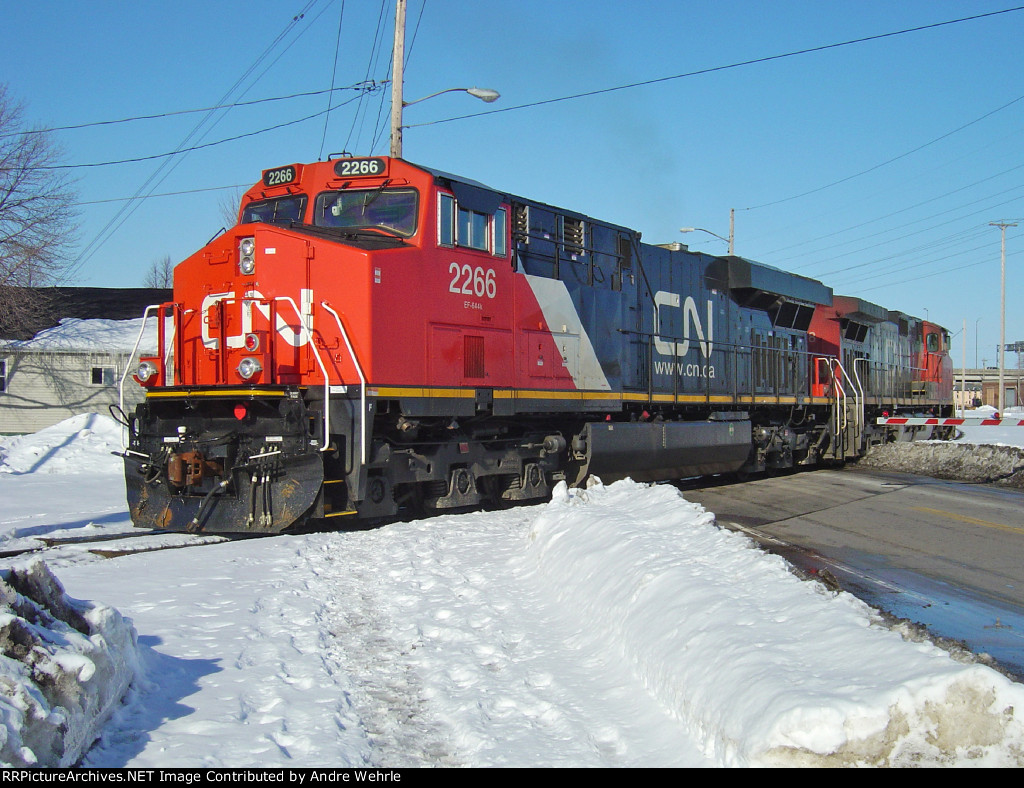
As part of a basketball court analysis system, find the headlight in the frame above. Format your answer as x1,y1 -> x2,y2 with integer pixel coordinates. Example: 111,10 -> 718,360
239,237 -> 256,275
237,357 -> 262,380
136,361 -> 157,382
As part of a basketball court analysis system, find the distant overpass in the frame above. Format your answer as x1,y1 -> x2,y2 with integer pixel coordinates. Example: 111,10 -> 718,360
951,368 -> 1024,409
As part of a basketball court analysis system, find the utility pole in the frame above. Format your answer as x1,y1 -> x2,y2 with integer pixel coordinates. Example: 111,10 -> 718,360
961,318 -> 966,415
389,0 -> 407,159
990,221 -> 1017,414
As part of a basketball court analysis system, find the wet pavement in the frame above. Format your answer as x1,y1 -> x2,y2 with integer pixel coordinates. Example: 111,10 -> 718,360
681,467 -> 1024,681
774,539 -> 1024,680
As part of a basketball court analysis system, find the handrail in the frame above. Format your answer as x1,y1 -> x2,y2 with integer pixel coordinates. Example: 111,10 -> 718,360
812,356 -> 848,455
118,303 -> 165,450
199,293 -> 333,451
164,310 -> 177,386
320,301 -> 368,465
817,356 -> 846,431
852,357 -> 868,438
272,296 -> 333,452
829,358 -> 863,448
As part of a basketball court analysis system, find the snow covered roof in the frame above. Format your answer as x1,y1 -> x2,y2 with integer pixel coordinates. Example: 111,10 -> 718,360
0,317 -> 161,355
0,287 -> 171,341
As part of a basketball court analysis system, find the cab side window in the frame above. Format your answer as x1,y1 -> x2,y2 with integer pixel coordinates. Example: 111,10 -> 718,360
241,195 -> 307,225
493,208 -> 507,256
438,192 -> 507,256
439,194 -> 455,245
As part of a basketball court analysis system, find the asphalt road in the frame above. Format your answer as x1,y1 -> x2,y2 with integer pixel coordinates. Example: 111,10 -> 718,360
680,467 -> 1024,679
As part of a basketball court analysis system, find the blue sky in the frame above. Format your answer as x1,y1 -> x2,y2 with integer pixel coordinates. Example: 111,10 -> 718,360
5,1 -> 1024,368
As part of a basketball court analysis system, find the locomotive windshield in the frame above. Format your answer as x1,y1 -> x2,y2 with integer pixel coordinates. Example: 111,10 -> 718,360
241,195 -> 307,226
314,188 -> 418,237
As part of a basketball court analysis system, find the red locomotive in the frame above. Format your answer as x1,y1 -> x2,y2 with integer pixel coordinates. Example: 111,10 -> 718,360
123,156 -> 953,533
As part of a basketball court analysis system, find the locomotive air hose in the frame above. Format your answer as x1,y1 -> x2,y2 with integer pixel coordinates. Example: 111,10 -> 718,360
186,478 -> 231,534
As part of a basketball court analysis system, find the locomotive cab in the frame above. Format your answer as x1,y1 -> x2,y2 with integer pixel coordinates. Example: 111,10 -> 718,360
124,158 -> 532,532
917,321 -> 953,399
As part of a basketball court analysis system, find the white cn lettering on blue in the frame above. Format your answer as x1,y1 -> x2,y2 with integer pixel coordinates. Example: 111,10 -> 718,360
653,291 -> 713,358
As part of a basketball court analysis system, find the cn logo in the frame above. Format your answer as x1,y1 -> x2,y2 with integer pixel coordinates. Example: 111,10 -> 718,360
201,289 -> 313,349
653,291 -> 713,358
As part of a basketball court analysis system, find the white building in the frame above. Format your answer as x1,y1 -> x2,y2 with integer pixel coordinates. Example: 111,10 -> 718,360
0,318 -> 160,435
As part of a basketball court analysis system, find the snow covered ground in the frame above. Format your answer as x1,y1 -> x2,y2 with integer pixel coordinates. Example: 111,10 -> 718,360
956,405 -> 1024,448
1,413 -> 1024,767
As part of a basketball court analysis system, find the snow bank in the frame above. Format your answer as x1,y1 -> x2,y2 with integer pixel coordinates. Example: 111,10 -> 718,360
524,479 -> 1024,767
857,407 -> 1024,486
0,561 -> 138,767
859,441 -> 1024,487
0,414 -> 123,476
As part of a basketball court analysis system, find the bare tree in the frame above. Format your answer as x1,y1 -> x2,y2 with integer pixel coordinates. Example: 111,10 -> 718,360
218,186 -> 246,230
0,84 -> 78,334
143,255 -> 174,288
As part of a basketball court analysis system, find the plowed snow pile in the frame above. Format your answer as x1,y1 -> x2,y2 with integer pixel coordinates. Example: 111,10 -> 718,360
859,441 -> 1024,487
0,417 -> 139,766
859,409 -> 1024,486
0,562 -> 138,766
63,479 -> 1024,767
526,481 -> 1024,766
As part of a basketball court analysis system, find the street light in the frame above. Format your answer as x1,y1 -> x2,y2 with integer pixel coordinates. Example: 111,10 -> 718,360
404,87 -> 500,108
680,222 -> 734,255
389,87 -> 499,158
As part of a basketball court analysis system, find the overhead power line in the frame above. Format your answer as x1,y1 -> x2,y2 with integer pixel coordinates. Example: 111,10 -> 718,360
848,241 -> 1023,294
71,183 -> 253,207
39,91 -> 380,171
745,91 -> 1024,211
343,0 -> 392,155
43,5 -> 1024,173
404,5 -> 1024,130
759,150 -> 1024,260
72,0 -> 328,270
318,0 -> 348,160
0,82 -> 386,140
785,177 -> 1024,271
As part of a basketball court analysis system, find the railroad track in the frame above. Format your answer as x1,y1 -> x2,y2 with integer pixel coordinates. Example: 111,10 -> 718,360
0,529 -> 230,561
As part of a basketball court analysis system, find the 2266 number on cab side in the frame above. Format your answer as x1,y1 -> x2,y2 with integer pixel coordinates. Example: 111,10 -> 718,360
448,264 -> 497,299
